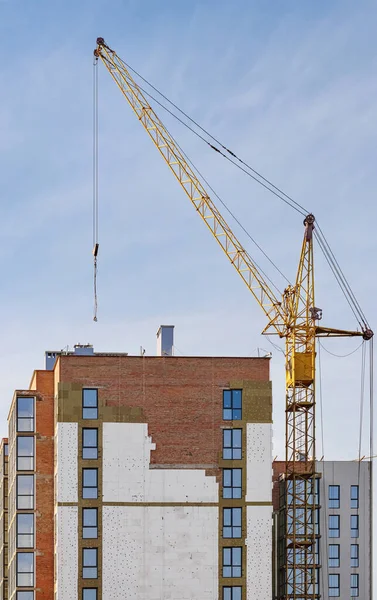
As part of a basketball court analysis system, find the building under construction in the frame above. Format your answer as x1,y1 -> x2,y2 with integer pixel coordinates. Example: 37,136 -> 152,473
0,329 -> 274,600
273,460 -> 372,599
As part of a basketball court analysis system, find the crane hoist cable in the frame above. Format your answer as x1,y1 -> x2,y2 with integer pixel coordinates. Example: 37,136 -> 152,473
93,58 -> 99,321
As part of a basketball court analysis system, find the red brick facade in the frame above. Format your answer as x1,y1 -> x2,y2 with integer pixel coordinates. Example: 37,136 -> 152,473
31,371 -> 55,599
7,352 -> 271,599
57,355 -> 270,466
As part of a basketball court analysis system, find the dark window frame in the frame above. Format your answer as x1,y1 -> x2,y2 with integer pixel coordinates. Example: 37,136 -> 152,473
329,573 -> 340,597
16,475 -> 34,510
83,508 -> 98,539
223,507 -> 242,539
351,485 -> 359,509
16,436 -> 34,472
82,469 -> 98,500
16,551 -> 34,587
328,515 -> 340,538
82,548 -> 98,579
222,547 -> 242,578
222,586 -> 242,600
328,544 -> 340,568
350,544 -> 359,568
222,429 -> 242,460
82,590 -> 98,600
329,485 -> 340,509
16,513 -> 34,549
16,592 -> 34,600
351,514 -> 359,538
82,389 -> 98,420
223,468 -> 242,499
350,573 -> 359,597
16,397 -> 35,433
223,390 -> 242,421
82,429 -> 98,460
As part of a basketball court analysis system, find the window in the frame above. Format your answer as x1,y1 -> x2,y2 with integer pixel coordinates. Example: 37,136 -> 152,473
17,437 -> 34,471
83,548 -> 98,579
16,552 -> 34,587
17,476 -> 34,510
328,544 -> 340,568
83,389 -> 98,419
223,547 -> 242,577
83,469 -> 98,499
83,591 -> 97,600
313,507 -> 320,535
223,507 -> 242,538
17,397 -> 34,432
351,515 -> 359,538
223,429 -> 242,460
351,573 -> 359,597
223,390 -> 242,420
329,485 -> 340,509
4,444 -> 8,456
17,514 -> 34,548
309,477 -> 320,506
329,515 -> 340,538
351,544 -> 359,568
314,476 -> 320,504
83,509 -> 98,539
351,485 -> 359,509
223,469 -> 242,499
223,587 -> 242,600
16,593 -> 34,600
315,538 -> 320,565
329,573 -> 340,597
83,429 -> 98,460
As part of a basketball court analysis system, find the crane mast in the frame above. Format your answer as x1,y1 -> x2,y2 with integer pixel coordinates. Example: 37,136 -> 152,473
94,38 -> 372,599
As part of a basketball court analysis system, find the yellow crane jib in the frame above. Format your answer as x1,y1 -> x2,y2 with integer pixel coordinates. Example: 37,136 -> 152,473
94,37 -> 373,600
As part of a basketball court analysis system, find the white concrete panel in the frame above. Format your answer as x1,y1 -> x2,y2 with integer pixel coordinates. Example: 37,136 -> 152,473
246,423 -> 272,502
102,423 -> 218,503
102,505 -> 218,600
246,505 -> 272,600
56,506 -> 78,600
56,422 -> 77,503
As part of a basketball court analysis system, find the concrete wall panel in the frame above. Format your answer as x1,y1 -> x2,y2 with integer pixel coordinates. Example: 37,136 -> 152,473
102,505 -> 218,600
56,506 -> 78,600
56,422 -> 77,503
246,423 -> 272,502
246,505 -> 272,600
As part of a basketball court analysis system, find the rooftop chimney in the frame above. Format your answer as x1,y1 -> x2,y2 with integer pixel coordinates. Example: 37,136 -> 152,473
45,351 -> 59,370
156,325 -> 174,357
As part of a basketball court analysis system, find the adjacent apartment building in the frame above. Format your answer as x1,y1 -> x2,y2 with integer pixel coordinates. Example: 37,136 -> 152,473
1,326 -> 273,600
272,459 -> 372,599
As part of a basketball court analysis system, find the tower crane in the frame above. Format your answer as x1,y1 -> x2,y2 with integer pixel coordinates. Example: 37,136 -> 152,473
94,37 -> 373,600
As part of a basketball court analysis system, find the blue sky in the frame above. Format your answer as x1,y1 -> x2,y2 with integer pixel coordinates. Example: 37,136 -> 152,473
0,1 -> 376,459
1,0 -> 376,586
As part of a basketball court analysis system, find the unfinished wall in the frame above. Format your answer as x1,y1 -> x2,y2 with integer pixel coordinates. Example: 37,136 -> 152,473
102,423 -> 218,503
102,505 -> 218,600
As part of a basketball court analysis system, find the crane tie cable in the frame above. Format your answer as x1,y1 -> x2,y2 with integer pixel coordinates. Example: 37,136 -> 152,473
123,64 -> 371,331
98,50 -> 373,334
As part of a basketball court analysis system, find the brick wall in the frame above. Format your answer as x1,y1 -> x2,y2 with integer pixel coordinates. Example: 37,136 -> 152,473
33,371 -> 55,600
58,355 -> 270,467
